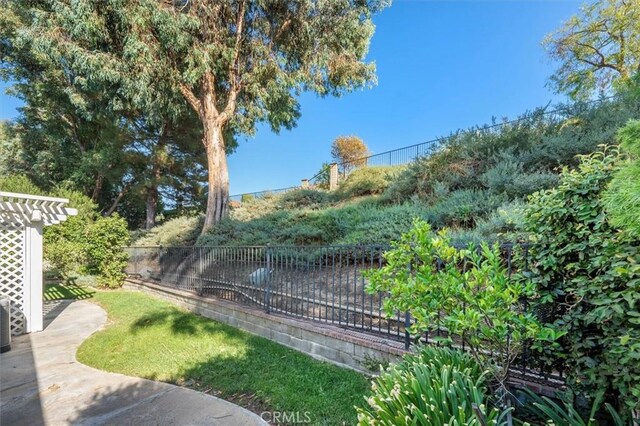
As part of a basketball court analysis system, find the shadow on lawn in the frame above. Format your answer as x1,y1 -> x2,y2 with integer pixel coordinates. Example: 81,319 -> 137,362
43,281 -> 95,301
127,308 -> 366,424
129,307 -> 245,339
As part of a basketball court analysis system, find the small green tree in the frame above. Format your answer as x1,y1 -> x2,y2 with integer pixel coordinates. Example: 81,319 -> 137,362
365,220 -> 562,399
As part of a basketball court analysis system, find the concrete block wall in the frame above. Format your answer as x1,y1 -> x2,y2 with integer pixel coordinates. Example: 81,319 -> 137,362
124,279 -> 406,373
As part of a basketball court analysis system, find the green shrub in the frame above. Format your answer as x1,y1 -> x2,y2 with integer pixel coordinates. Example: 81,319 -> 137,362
229,195 -> 280,221
133,215 -> 203,246
0,173 -> 42,194
336,166 -> 405,199
366,220 -> 562,391
603,120 -> 640,238
86,214 -> 130,288
0,175 -> 130,287
427,189 -> 507,228
356,346 -> 509,425
525,149 -> 640,420
278,189 -> 331,209
482,160 -> 558,197
454,200 -> 528,243
333,202 -> 428,245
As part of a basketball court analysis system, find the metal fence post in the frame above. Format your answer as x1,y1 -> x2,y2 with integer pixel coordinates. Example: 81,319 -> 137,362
159,245 -> 163,281
404,259 -> 413,350
133,247 -> 138,276
198,247 -> 204,296
404,311 -> 411,350
265,244 -> 272,314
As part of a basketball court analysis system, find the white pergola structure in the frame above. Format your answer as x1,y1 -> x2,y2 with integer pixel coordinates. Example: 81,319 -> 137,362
0,191 -> 77,335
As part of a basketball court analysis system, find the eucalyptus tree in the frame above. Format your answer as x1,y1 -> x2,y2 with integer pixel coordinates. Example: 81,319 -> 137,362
117,0 -> 389,232
0,1 -> 135,205
0,1 -> 212,227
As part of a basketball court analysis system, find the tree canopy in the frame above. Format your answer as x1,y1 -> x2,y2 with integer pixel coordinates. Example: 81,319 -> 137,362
544,0 -> 640,99
113,0 -> 389,232
331,135 -> 370,172
0,1 -> 212,228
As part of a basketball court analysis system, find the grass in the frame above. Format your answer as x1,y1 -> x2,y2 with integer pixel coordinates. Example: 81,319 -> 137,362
77,291 -> 371,425
43,282 -> 95,301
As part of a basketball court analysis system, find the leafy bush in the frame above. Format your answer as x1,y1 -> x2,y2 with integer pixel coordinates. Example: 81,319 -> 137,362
229,195 -> 280,222
366,220 -> 563,392
468,200 -> 528,241
333,202 -> 428,245
240,194 -> 254,203
133,215 -> 203,246
356,346 -> 509,425
0,174 -> 131,287
278,189 -> 331,209
383,96 -> 637,210
0,173 -> 42,194
525,149 -> 640,420
482,159 -> 559,197
336,166 -> 405,199
603,120 -> 640,238
86,214 -> 130,288
427,189 -> 507,228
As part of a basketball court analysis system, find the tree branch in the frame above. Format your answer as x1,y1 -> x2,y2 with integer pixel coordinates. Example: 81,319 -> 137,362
220,0 -> 246,123
103,181 -> 131,216
179,83 -> 202,117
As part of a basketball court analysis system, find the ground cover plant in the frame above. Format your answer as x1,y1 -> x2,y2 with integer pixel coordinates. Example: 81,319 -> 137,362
78,290 -> 370,425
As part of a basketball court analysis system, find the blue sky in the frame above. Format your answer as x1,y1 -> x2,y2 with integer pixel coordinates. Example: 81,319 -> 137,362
0,1 -> 581,195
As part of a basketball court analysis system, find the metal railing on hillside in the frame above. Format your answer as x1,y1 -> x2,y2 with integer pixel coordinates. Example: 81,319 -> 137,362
125,243 -> 564,386
229,96 -> 618,201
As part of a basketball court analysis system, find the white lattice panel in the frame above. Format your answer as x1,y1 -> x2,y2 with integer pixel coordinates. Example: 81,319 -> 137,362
0,218 -> 25,335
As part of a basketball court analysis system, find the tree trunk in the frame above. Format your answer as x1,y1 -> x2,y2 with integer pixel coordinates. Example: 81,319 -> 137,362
145,186 -> 158,230
145,125 -> 168,230
91,173 -> 104,202
201,122 -> 229,234
104,183 -> 130,216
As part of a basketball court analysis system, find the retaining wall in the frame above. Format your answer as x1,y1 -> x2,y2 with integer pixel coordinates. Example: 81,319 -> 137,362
124,279 -> 405,373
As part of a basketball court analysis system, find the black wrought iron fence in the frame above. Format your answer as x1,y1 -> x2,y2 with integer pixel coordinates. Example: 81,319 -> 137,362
124,243 -> 564,385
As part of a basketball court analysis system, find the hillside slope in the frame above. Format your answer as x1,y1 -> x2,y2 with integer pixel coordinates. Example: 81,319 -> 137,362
134,96 -> 640,247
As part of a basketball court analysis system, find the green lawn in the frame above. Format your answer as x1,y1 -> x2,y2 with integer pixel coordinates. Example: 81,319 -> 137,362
77,291 -> 370,425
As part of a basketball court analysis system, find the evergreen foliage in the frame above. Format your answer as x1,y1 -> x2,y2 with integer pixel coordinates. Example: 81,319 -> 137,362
524,149 -> 640,420
603,120 -> 640,238
0,175 -> 130,287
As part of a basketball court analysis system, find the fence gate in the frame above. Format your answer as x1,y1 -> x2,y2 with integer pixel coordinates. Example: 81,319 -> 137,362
0,192 -> 76,335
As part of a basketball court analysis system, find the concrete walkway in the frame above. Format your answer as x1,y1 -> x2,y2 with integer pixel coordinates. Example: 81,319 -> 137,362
0,301 -> 268,426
